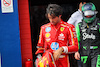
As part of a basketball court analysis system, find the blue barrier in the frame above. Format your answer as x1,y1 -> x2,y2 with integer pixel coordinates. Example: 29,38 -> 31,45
0,0 -> 22,67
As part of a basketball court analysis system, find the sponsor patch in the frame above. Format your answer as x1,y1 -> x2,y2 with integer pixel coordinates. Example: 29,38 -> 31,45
60,27 -> 65,32
46,38 -> 51,42
90,26 -> 97,30
45,27 -> 51,32
45,33 -> 50,38
82,33 -> 95,40
58,33 -> 65,40
51,42 -> 59,50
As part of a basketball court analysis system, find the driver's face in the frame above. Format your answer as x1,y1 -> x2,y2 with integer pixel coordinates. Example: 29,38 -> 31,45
47,14 -> 61,25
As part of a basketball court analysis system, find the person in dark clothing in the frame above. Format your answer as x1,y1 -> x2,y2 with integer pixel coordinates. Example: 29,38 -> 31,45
75,3 -> 100,67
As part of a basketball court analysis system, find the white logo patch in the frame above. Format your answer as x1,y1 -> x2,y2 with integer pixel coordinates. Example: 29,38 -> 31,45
58,33 -> 65,40
90,26 -> 97,30
82,33 -> 95,40
82,29 -> 86,32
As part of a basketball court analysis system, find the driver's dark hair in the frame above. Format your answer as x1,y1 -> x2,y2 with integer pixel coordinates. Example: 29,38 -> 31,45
46,4 -> 63,17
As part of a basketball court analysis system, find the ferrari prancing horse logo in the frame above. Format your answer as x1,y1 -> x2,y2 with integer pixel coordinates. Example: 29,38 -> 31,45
60,27 -> 64,32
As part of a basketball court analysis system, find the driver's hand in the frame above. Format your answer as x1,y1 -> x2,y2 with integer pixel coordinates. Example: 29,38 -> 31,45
53,47 -> 64,61
74,51 -> 80,60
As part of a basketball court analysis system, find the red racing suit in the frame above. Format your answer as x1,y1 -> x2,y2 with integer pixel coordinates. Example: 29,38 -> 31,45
36,20 -> 78,67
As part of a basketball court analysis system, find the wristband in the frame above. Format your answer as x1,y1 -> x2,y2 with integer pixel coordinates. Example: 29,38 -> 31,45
62,46 -> 68,53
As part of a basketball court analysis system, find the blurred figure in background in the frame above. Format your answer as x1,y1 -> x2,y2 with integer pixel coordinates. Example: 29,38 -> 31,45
67,1 -> 86,27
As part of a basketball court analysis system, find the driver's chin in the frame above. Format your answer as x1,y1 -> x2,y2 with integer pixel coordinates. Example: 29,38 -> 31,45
51,22 -> 56,25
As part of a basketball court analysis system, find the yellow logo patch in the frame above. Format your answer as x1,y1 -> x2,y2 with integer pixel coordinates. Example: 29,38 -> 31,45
45,33 -> 50,38
60,27 -> 65,32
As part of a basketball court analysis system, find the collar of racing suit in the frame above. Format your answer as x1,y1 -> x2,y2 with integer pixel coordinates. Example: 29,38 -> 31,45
82,18 -> 98,28
50,20 -> 62,30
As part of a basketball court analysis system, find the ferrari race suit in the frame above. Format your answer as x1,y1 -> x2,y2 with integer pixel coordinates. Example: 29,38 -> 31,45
36,20 -> 78,67
76,18 -> 100,67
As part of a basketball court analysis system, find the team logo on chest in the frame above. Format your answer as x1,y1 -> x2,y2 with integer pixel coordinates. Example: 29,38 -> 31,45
58,33 -> 65,40
60,27 -> 65,32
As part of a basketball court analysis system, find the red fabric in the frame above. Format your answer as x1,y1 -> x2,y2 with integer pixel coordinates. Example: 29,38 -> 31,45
66,22 -> 78,52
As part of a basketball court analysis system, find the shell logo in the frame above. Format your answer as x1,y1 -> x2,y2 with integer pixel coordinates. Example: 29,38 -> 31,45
45,33 -> 50,38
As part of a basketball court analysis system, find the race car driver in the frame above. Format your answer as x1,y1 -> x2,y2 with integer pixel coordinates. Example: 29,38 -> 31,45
36,4 -> 78,67
74,3 -> 100,67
